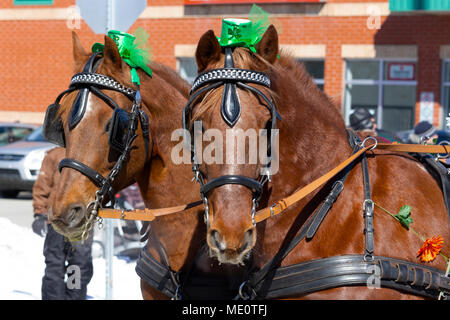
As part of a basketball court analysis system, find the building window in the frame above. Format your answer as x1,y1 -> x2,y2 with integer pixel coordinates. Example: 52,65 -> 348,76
344,59 -> 417,132
299,59 -> 324,91
177,57 -> 197,84
442,60 -> 450,128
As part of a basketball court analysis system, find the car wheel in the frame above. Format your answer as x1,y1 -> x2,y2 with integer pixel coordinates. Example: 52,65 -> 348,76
1,190 -> 19,198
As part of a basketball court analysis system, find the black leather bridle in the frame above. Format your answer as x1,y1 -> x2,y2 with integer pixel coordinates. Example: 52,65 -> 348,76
182,47 -> 281,226
43,53 -> 150,239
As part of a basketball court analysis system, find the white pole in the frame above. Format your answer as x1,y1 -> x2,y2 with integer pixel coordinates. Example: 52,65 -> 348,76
104,219 -> 114,300
104,0 -> 115,301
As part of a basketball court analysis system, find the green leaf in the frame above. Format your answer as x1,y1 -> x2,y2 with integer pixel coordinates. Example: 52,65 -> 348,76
395,205 -> 413,229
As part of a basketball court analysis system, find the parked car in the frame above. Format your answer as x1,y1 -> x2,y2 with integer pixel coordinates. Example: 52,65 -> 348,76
0,126 -> 55,198
0,122 -> 38,146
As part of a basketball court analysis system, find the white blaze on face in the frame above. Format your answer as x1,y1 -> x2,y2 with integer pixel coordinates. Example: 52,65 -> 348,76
84,94 -> 95,117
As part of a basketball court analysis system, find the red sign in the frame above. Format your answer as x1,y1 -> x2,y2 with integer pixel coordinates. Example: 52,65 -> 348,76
185,0 -> 322,4
387,63 -> 416,81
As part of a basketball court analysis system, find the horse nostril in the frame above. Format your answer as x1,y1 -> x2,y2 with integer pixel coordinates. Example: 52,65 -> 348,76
241,228 -> 255,253
209,229 -> 225,252
64,204 -> 85,226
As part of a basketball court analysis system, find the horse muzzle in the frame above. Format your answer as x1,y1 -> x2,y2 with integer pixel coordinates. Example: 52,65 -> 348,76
49,203 -> 87,238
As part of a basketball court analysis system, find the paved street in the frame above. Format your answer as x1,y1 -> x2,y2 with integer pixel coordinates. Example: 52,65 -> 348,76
0,192 -> 34,228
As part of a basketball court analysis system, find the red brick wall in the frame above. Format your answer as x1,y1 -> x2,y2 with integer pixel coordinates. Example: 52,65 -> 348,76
1,0 -> 449,127
0,0 -> 74,8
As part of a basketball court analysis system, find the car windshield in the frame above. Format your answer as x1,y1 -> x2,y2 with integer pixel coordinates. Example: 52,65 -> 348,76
25,127 -> 46,142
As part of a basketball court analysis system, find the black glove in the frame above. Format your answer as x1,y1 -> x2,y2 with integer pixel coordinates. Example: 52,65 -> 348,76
32,214 -> 48,237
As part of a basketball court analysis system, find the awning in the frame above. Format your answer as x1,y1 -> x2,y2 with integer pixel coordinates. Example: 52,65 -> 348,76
390,0 -> 450,11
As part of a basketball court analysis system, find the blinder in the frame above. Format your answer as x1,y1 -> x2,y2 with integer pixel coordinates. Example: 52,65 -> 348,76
43,53 -> 148,153
43,103 -> 66,147
109,108 -> 134,153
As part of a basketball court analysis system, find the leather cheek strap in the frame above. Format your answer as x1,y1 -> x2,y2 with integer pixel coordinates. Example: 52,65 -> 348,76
58,158 -> 115,198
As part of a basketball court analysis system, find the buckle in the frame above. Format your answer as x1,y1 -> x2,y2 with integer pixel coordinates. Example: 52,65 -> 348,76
270,203 -> 277,217
270,200 -> 288,217
363,199 -> 374,216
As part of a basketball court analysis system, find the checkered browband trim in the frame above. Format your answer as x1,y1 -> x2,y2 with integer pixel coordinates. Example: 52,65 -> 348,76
70,72 -> 136,98
190,68 -> 271,93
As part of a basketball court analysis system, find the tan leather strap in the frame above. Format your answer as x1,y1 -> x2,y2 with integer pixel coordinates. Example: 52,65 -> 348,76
98,200 -> 203,221
376,143 -> 450,154
98,142 -> 450,223
254,146 -> 371,223
254,143 -> 450,223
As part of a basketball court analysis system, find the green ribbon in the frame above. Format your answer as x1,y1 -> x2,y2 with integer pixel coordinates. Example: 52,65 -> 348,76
92,29 -> 152,85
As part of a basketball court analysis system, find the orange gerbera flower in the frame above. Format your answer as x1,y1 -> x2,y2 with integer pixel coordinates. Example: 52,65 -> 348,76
417,235 -> 444,262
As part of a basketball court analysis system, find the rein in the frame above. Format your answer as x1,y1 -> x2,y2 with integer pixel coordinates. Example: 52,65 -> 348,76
98,141 -> 450,222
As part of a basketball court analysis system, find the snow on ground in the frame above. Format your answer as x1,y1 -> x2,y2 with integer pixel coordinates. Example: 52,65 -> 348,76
0,217 -> 142,300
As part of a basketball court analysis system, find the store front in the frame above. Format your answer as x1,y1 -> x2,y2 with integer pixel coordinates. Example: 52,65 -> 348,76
344,59 -> 417,132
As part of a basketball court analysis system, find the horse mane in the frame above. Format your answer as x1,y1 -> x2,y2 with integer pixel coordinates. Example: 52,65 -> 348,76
149,61 -> 191,98
271,49 -> 345,130
191,47 -> 345,133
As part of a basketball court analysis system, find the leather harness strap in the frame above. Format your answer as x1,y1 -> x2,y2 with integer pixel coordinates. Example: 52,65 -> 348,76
249,254 -> 450,300
97,142 -> 450,223
131,137 -> 450,300
253,145 -> 373,223
254,142 -> 450,224
99,200 -> 203,221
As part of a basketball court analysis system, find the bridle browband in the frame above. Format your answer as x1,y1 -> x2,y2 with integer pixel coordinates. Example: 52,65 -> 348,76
182,47 -> 281,227
43,52 -> 151,240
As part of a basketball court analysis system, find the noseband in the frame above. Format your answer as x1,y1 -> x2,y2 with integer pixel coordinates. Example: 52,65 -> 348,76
43,53 -> 150,238
182,47 -> 281,226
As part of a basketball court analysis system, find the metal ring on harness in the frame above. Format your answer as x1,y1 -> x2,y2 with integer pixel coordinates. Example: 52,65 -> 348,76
171,285 -> 182,300
360,136 -> 378,151
436,141 -> 450,160
238,281 -> 250,300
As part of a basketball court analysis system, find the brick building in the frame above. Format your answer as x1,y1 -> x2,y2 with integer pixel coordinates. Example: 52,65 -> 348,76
1,0 -> 450,132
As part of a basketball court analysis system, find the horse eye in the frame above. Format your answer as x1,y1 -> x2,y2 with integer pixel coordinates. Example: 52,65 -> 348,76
104,119 -> 111,133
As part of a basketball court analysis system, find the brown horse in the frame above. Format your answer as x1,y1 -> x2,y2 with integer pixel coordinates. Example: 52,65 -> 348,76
47,32 -> 209,299
186,25 -> 450,299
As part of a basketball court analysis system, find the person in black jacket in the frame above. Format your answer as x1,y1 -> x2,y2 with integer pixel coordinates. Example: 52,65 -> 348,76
32,147 -> 93,300
349,108 -> 396,143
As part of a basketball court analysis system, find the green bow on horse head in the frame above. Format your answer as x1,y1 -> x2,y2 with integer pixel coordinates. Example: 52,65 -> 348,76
92,28 -> 153,85
217,4 -> 274,53
218,18 -> 263,53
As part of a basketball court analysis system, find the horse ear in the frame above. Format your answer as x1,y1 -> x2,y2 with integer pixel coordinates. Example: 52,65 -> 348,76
255,25 -> 278,64
72,31 -> 88,69
196,30 -> 221,72
103,35 -> 122,70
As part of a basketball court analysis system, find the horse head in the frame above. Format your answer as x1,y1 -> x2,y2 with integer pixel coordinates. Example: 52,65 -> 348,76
46,32 -> 152,241
185,25 -> 280,265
